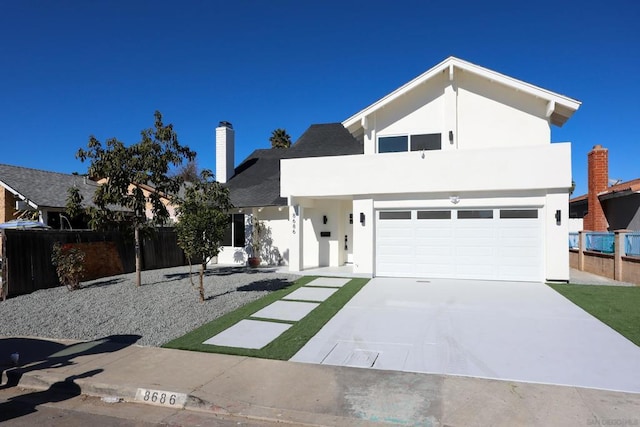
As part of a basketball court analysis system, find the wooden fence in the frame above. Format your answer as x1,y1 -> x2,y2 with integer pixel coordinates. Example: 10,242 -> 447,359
1,228 -> 188,299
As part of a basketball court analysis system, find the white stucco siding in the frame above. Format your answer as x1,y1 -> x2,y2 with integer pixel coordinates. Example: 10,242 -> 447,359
215,208 -> 290,266
352,198 -> 374,275
456,72 -> 550,149
544,191 -> 570,281
258,207 -> 290,266
373,75 -> 447,148
281,143 -> 571,199
300,200 -> 349,268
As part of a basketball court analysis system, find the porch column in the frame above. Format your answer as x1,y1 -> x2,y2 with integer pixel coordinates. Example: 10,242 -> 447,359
614,230 -> 627,281
288,204 -> 304,272
578,231 -> 585,271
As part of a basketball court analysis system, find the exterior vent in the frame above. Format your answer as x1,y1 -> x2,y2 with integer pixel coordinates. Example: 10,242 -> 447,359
16,200 -> 35,211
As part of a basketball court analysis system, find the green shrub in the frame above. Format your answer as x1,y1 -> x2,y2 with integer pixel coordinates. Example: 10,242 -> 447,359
51,242 -> 85,290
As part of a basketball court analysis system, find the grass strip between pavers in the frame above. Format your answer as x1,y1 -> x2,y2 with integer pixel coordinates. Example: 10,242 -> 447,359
163,276 -> 369,360
549,283 -> 640,347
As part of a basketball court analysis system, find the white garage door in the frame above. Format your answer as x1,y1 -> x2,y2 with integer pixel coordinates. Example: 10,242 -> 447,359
376,208 -> 542,281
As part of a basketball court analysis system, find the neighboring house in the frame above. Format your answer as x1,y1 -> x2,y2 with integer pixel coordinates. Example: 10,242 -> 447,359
0,164 -> 177,229
216,56 -> 581,282
0,163 -> 99,229
570,145 -> 640,231
95,178 -> 179,224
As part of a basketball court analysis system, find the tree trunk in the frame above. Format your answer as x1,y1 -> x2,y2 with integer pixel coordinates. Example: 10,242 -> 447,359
199,263 -> 205,302
135,226 -> 142,287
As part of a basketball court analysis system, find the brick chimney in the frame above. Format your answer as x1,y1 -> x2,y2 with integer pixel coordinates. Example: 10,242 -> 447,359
583,144 -> 608,231
215,121 -> 235,184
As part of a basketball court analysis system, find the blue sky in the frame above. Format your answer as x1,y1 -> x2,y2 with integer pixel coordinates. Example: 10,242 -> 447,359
1,1 -> 638,197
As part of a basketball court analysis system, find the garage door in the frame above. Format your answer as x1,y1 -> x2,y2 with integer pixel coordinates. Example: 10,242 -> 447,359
375,208 -> 542,281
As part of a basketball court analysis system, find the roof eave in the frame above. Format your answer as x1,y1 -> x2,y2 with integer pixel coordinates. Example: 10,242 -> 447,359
599,189 -> 640,201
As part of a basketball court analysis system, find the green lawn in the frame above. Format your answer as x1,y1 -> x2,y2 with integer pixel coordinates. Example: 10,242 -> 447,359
549,283 -> 640,346
163,276 -> 369,359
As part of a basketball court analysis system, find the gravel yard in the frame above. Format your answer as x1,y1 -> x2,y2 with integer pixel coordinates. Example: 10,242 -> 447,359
0,265 -> 297,346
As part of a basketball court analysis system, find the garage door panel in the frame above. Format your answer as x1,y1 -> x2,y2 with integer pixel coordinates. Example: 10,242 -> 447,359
376,208 -> 542,281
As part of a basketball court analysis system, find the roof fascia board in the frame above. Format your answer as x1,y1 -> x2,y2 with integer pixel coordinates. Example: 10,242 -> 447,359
599,189 -> 639,201
343,56 -> 581,128
0,179 -> 39,209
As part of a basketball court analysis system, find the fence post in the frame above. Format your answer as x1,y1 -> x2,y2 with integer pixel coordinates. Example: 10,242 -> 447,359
1,230 -> 6,301
614,230 -> 626,281
578,231 -> 585,271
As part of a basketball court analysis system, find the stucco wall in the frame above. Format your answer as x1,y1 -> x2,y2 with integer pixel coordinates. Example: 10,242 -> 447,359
359,69 -> 551,155
282,144 -> 571,199
545,191 -> 570,281
216,208 -> 290,266
456,71 -> 550,149
352,198 -> 374,275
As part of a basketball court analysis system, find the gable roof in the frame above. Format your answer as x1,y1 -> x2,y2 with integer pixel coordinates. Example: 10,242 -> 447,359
597,178 -> 640,201
0,163 -> 99,210
570,178 -> 640,204
343,56 -> 582,132
226,123 -> 363,208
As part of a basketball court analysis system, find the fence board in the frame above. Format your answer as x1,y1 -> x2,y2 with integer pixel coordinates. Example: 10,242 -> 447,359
1,228 -> 187,298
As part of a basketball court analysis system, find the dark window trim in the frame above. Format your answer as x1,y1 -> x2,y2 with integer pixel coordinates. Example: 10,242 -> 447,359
499,209 -> 539,219
379,211 -> 412,220
417,210 -> 451,220
457,210 -> 494,219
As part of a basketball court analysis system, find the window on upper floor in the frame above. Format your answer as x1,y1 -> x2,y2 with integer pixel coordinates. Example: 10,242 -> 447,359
378,133 -> 441,153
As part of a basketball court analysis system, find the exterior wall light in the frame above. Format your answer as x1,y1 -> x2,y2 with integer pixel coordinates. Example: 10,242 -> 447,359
449,196 -> 460,204
360,212 -> 365,225
323,215 -> 328,224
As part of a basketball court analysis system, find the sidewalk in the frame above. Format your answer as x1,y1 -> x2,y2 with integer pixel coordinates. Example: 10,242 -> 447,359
569,268 -> 637,286
2,336 -> 639,426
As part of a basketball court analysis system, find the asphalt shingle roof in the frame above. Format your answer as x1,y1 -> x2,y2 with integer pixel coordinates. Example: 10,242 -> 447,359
0,163 -> 99,209
225,123 -> 363,208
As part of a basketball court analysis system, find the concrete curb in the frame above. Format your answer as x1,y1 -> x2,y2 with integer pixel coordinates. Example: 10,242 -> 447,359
8,367 -> 380,427
3,337 -> 640,427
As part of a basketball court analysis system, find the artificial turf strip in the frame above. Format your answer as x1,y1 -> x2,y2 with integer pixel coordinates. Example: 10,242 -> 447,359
163,277 -> 370,360
549,283 -> 640,347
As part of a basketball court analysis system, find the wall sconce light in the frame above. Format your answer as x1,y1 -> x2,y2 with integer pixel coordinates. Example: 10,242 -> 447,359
449,130 -> 454,144
323,215 -> 328,224
349,213 -> 353,224
360,212 -> 365,225
238,208 -> 243,213
555,209 -> 561,225
449,196 -> 460,204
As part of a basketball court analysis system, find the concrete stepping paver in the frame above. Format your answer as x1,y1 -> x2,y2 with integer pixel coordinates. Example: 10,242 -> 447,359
283,287 -> 338,302
252,300 -> 319,322
305,278 -> 350,288
203,319 -> 291,349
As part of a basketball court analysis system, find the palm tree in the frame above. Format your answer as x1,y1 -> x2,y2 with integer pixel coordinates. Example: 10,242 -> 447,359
269,128 -> 291,149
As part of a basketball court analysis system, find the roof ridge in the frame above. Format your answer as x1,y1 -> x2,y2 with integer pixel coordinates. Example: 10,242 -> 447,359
0,163 -> 86,178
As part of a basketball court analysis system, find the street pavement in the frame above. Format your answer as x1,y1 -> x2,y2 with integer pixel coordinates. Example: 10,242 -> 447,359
1,335 -> 639,426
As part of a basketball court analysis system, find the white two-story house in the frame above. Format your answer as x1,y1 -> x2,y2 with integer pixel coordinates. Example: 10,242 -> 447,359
215,56 -> 580,282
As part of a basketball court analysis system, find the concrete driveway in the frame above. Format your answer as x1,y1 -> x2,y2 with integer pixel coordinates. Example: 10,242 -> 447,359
291,278 -> 640,393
